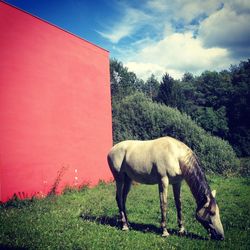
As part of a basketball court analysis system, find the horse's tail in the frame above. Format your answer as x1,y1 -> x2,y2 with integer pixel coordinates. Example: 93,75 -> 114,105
107,143 -> 126,180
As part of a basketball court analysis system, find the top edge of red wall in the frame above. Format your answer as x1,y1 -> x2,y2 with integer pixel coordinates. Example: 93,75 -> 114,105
0,0 -> 109,54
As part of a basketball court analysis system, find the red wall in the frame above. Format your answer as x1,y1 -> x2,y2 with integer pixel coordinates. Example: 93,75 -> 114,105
0,2 -> 113,202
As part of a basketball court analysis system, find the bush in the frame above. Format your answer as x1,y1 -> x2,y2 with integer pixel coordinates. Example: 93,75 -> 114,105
238,158 -> 250,177
112,93 -> 239,174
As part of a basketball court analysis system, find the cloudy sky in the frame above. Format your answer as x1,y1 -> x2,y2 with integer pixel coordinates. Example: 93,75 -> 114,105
4,0 -> 250,80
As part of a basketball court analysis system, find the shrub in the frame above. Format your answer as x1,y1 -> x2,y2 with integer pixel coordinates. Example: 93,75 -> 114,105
112,93 -> 239,174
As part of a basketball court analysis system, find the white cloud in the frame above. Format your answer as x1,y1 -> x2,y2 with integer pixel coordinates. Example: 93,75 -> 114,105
98,26 -> 133,44
230,0 -> 250,14
125,62 -> 166,80
146,0 -> 221,23
101,0 -> 250,80
125,33 -> 230,80
98,7 -> 150,43
172,0 -> 221,22
199,1 -> 250,57
146,0 -> 168,12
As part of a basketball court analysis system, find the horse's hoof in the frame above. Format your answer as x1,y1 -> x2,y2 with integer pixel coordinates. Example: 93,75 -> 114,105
122,225 -> 129,231
162,230 -> 170,237
178,231 -> 186,236
178,227 -> 186,236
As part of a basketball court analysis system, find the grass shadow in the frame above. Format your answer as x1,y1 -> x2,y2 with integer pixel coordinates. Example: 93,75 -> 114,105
80,214 -> 208,241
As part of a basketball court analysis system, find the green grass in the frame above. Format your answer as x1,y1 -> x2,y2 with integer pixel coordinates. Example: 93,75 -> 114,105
1,176 -> 250,250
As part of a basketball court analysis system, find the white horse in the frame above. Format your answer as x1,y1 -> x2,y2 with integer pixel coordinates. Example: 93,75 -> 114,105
107,136 -> 224,240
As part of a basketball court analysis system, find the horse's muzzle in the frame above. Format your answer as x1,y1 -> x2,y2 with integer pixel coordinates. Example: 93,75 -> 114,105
210,229 -> 225,241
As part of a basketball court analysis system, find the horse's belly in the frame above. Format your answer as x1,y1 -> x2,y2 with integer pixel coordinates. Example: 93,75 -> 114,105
125,163 -> 159,185
128,173 -> 158,185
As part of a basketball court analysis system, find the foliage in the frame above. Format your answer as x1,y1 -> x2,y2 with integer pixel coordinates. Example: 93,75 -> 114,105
156,73 -> 175,105
227,60 -> 250,156
156,73 -> 185,110
110,59 -> 144,102
194,71 -> 233,109
161,71 -> 233,140
110,58 -> 250,157
0,177 -> 249,249
192,106 -> 229,138
142,74 -> 160,99
113,93 -> 238,174
238,157 -> 250,177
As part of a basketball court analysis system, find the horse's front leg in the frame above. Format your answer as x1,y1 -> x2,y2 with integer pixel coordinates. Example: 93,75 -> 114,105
173,183 -> 185,235
158,176 -> 169,237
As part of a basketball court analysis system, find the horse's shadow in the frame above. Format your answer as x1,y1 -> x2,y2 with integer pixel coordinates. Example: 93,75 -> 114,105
80,214 -> 208,241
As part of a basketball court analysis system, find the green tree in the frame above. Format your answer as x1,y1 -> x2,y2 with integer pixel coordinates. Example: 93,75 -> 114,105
179,71 -> 232,140
182,72 -> 195,83
110,59 -> 143,102
179,73 -> 197,113
157,73 -> 175,105
156,73 -> 185,109
195,71 -> 233,109
110,58 -> 250,157
142,74 -> 160,100
228,60 -> 250,156
192,106 -> 229,138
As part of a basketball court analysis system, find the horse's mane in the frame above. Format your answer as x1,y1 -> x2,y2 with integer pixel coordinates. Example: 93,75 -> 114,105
181,153 -> 211,209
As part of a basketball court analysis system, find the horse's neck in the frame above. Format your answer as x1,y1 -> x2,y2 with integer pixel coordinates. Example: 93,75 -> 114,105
183,161 -> 211,209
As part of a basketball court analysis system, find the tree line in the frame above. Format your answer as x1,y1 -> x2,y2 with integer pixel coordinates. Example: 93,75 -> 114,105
110,59 -> 250,158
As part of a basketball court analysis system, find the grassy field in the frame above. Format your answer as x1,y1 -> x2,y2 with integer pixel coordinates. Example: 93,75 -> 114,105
0,176 -> 249,250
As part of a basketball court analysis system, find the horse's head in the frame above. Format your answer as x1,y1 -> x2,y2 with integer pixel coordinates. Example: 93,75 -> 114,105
196,190 -> 224,240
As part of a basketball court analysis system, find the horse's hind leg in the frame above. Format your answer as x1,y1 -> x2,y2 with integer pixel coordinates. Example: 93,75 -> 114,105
158,176 -> 170,237
122,175 -> 132,229
173,183 -> 185,235
115,177 -> 129,231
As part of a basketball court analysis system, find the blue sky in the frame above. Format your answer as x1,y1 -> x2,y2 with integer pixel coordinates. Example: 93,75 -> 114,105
3,0 -> 250,80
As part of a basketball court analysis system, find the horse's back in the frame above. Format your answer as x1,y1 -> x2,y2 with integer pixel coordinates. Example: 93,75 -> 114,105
108,137 -> 191,184
123,137 -> 190,163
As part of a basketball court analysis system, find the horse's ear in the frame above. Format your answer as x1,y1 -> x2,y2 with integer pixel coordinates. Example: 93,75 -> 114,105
211,190 -> 216,198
